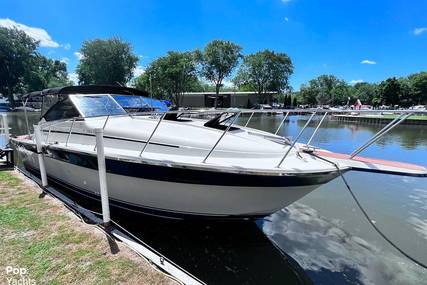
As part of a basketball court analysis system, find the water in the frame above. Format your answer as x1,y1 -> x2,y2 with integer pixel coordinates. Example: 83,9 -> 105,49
4,112 -> 427,284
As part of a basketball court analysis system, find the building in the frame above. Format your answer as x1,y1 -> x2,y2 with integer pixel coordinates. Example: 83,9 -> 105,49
181,91 -> 277,108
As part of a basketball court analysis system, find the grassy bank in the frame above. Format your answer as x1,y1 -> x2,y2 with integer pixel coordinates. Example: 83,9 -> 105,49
0,171 -> 175,285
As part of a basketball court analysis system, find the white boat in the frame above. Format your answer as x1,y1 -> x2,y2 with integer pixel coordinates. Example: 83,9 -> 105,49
11,86 -> 427,219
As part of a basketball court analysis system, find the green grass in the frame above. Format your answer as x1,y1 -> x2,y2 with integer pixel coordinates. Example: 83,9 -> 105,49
0,171 -> 173,285
381,114 -> 427,121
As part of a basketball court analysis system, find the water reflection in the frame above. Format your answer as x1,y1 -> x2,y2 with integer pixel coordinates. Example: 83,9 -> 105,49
263,204 -> 426,285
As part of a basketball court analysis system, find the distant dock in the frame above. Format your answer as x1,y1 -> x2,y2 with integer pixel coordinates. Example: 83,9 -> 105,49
333,114 -> 427,125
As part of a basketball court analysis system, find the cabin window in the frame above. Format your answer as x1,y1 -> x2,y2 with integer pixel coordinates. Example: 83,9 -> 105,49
71,95 -> 126,117
43,97 -> 80,121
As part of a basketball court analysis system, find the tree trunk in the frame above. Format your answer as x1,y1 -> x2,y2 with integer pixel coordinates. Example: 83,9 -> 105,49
214,83 -> 220,108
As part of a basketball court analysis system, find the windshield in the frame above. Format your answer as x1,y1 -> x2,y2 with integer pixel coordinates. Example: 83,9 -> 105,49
112,95 -> 169,112
70,94 -> 126,117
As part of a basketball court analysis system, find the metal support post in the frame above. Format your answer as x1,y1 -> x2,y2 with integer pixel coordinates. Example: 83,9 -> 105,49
95,128 -> 111,227
33,125 -> 48,187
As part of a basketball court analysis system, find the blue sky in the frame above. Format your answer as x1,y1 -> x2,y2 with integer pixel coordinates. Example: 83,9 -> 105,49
1,0 -> 426,89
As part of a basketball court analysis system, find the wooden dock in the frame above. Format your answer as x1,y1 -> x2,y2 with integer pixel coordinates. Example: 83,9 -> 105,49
333,114 -> 427,125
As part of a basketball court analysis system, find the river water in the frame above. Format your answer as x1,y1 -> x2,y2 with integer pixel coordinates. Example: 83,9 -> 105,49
3,112 -> 427,285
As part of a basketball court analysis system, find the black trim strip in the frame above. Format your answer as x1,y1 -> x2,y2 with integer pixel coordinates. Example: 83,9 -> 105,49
15,140 -> 339,187
42,129 -> 179,148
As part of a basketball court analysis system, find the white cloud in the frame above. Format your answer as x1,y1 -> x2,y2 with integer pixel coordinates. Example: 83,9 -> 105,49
350,79 -> 364,85
361,59 -> 376,65
60,57 -> 69,64
281,0 -> 291,3
68,72 -> 78,85
74,51 -> 84,60
133,66 -> 145,77
413,27 -> 427,35
63,43 -> 71,50
0,18 -> 59,48
284,17 -> 289,22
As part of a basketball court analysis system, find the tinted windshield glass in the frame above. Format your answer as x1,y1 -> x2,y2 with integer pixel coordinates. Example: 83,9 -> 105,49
71,95 -> 126,117
43,97 -> 80,121
112,95 -> 169,112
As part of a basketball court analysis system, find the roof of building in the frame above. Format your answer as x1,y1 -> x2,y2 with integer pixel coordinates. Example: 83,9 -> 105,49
23,85 -> 149,98
182,91 -> 277,96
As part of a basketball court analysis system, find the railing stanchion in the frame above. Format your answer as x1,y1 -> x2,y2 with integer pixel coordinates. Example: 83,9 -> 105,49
244,112 -> 254,127
306,112 -> 328,146
274,112 -> 290,135
139,113 -> 166,157
34,125 -> 48,187
203,112 -> 240,163
276,112 -> 316,168
95,128 -> 111,227
65,118 -> 75,147
350,113 -> 412,158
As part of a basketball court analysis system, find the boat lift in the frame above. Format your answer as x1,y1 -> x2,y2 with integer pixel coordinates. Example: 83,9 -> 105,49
0,114 -> 14,168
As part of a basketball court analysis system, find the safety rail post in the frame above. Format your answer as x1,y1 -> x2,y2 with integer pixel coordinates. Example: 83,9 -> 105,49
33,125 -> 48,187
350,113 -> 412,158
274,112 -> 290,135
23,98 -> 31,136
65,118 -> 76,147
139,113 -> 166,157
306,112 -> 328,146
95,128 -> 111,227
349,113 -> 405,157
244,112 -> 255,127
2,114 -> 10,146
203,112 -> 240,163
276,112 -> 316,168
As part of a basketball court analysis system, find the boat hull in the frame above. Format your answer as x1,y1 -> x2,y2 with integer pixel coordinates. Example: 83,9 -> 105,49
20,147 -> 334,219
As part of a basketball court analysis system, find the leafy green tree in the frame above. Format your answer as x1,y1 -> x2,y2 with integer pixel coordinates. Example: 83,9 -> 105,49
299,75 -> 349,106
408,72 -> 427,105
351,82 -> 378,106
0,27 -> 38,106
76,38 -> 138,85
25,55 -> 70,91
134,51 -> 198,106
234,50 -> 293,104
292,96 -> 298,108
196,40 -> 242,107
378,77 -> 402,106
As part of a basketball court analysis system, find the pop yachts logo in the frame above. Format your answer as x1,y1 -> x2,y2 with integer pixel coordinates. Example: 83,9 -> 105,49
5,266 -> 36,285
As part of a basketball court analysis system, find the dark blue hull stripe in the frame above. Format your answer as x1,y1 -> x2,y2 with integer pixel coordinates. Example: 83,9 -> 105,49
17,141 -> 339,187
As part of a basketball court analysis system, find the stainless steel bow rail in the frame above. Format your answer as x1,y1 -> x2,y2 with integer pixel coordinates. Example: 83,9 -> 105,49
37,109 -> 426,169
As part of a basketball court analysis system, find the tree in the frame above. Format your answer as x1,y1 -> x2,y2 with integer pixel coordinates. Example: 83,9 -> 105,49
378,77 -> 401,106
196,40 -> 242,107
25,55 -> 70,91
408,72 -> 427,105
292,96 -> 298,108
299,75 -> 349,106
0,27 -> 38,106
134,51 -> 198,106
76,38 -> 138,85
351,82 -> 378,106
234,50 -> 293,104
